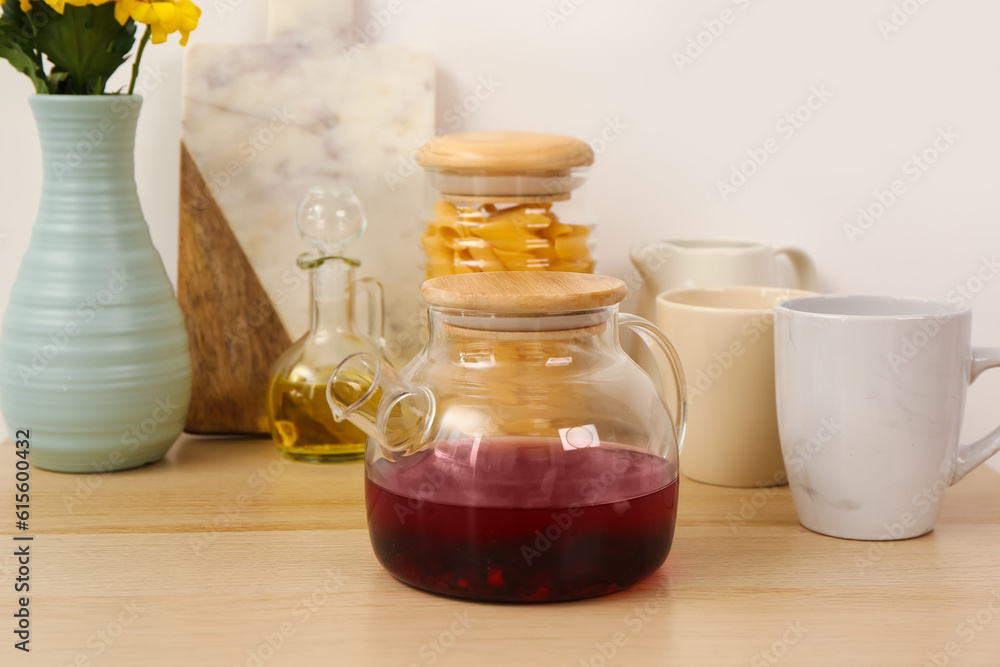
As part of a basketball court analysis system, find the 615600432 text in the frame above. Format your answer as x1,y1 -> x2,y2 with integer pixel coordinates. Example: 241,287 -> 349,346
13,429 -> 33,652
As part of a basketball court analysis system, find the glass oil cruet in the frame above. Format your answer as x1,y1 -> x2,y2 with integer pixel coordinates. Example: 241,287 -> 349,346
266,186 -> 384,462
327,271 -> 688,602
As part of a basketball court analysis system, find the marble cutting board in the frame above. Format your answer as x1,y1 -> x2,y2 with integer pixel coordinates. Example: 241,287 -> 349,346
179,0 -> 434,434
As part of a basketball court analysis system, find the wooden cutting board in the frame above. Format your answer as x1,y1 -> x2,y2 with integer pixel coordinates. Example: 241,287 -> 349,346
178,0 -> 434,434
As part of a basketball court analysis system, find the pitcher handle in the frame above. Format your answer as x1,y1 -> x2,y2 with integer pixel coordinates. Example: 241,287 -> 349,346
951,346 -> 1000,483
354,277 -> 385,348
618,313 -> 688,451
774,247 -> 818,291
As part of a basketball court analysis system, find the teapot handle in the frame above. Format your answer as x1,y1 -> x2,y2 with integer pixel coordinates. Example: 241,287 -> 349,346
618,313 -> 688,451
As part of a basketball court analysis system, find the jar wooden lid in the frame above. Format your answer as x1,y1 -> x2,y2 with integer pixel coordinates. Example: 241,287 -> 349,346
422,272 -> 626,313
417,131 -> 594,172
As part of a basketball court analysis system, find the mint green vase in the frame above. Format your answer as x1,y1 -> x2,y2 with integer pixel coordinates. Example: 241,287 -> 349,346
0,95 -> 192,473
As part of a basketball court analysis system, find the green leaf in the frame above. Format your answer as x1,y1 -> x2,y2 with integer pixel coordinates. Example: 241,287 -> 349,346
0,5 -> 47,93
0,25 -> 49,93
34,4 -> 135,95
1,0 -> 31,26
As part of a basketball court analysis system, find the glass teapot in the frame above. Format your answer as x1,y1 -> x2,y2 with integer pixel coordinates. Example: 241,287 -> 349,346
327,272 -> 687,602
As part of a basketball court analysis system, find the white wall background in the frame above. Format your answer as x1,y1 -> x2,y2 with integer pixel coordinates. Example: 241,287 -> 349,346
1,0 -> 999,470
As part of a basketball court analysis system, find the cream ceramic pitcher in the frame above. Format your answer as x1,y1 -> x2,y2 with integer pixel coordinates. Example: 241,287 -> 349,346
630,240 -> 817,324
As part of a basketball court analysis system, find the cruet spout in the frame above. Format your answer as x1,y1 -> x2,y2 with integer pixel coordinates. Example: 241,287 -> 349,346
326,351 -> 435,457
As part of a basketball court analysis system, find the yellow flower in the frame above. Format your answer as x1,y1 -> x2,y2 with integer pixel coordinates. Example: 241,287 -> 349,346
2,0 -> 201,47
0,0 -> 53,12
114,0 -> 201,46
1,0 -> 113,12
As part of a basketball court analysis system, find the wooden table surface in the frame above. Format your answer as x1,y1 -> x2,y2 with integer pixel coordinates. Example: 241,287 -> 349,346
2,436 -> 999,666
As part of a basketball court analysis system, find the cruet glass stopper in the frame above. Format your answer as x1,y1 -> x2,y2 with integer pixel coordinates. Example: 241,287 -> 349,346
296,185 -> 367,256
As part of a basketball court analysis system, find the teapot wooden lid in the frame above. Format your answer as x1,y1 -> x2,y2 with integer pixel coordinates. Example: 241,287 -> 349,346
416,131 -> 594,172
422,272 -> 627,313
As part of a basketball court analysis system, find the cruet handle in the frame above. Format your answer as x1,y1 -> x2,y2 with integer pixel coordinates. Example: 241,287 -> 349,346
354,277 -> 385,348
618,313 -> 688,451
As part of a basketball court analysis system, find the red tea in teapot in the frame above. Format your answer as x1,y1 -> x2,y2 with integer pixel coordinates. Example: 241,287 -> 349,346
365,438 -> 678,602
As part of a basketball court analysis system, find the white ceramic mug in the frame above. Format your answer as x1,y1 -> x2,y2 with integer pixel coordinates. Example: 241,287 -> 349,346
630,239 -> 817,324
775,295 -> 1000,540
657,286 -> 816,487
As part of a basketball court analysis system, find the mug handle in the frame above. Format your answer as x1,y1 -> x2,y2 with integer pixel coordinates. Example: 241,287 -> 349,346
618,313 -> 688,451
774,247 -> 818,291
951,347 -> 1000,483
354,277 -> 385,348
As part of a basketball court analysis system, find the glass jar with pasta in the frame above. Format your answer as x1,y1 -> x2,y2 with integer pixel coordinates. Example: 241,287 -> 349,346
416,131 -> 596,279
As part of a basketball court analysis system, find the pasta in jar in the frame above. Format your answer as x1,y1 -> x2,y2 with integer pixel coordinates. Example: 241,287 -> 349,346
416,131 -> 597,279
422,200 -> 594,279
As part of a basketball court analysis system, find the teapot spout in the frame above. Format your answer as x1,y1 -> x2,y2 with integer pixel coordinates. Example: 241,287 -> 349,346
327,351 -> 435,457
